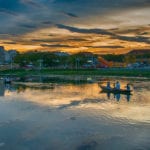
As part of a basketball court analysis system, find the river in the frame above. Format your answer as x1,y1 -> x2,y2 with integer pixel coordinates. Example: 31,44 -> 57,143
0,77 -> 150,150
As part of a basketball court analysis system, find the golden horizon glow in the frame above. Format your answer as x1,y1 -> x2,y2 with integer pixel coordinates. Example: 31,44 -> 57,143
0,0 -> 150,54
5,82 -> 150,123
1,25 -> 150,54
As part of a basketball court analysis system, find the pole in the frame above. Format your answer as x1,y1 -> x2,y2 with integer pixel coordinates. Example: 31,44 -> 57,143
10,56 -> 13,70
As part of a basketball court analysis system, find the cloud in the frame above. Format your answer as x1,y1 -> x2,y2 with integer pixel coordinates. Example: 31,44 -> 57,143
56,24 -> 150,44
0,0 -> 149,35
20,0 -> 42,8
139,32 -> 149,35
113,35 -> 150,44
61,11 -> 78,18
67,38 -> 89,42
86,46 -> 125,49
31,37 -> 89,44
56,24 -> 114,36
40,43 -> 76,48
0,8 -> 18,16
19,24 -> 37,29
2,41 -> 17,44
0,0 -> 149,53
42,21 -> 53,25
32,39 -> 63,43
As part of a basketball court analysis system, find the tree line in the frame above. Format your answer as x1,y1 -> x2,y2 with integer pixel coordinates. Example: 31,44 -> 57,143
14,51 -> 149,68
14,52 -> 98,68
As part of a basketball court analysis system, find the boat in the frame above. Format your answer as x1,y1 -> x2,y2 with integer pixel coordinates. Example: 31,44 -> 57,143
87,77 -> 94,83
4,78 -> 12,84
100,85 -> 132,95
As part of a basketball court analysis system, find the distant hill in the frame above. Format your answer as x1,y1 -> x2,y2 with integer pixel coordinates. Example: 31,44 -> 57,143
127,49 -> 150,55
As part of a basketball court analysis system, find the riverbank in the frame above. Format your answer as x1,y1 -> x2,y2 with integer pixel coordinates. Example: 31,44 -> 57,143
0,68 -> 150,78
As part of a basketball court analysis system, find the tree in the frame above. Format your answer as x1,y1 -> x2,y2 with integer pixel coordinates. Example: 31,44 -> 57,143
124,55 -> 136,64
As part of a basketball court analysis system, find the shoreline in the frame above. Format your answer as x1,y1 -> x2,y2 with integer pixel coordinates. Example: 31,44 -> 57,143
0,69 -> 150,80
0,69 -> 150,79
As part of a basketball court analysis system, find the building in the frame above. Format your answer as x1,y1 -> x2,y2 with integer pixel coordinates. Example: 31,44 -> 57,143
0,46 -> 17,64
0,46 -> 5,64
53,51 -> 70,57
5,50 -> 17,63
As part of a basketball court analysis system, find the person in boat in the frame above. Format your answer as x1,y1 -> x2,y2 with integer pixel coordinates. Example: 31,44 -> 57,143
115,81 -> 120,90
126,84 -> 130,91
106,81 -> 111,90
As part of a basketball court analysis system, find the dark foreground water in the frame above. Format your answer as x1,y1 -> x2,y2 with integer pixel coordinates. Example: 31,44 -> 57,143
0,77 -> 150,150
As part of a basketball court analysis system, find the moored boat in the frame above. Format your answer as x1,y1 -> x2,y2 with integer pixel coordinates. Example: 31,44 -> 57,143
4,77 -> 12,84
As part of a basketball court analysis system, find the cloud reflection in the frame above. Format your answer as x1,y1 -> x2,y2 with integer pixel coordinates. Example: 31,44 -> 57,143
1,81 -> 150,123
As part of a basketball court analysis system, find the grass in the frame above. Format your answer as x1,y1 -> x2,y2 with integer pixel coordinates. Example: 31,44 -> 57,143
0,68 -> 150,78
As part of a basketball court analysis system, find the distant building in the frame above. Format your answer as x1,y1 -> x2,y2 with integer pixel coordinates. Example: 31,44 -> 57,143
0,46 -> 5,64
77,52 -> 94,57
5,50 -> 17,63
0,46 -> 17,64
53,51 -> 70,57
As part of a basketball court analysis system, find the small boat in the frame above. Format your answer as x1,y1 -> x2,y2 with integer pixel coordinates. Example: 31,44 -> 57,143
100,85 -> 132,95
4,78 -> 12,84
87,77 -> 94,83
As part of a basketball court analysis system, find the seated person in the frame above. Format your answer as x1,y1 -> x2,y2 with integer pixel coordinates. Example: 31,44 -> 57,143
115,81 -> 120,90
106,81 -> 111,89
126,84 -> 130,91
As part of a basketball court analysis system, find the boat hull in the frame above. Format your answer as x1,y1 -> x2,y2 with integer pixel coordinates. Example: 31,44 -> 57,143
4,81 -> 12,84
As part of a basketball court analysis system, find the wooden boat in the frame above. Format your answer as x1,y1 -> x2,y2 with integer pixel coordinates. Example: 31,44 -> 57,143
100,85 -> 132,94
4,78 -> 12,84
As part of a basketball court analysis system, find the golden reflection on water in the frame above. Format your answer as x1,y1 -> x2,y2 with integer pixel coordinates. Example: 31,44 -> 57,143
1,80 -> 149,124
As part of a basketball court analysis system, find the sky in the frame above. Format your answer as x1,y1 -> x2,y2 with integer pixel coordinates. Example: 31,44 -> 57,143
0,0 -> 150,54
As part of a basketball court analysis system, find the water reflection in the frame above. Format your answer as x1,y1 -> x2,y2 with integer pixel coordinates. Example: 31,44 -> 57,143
0,81 -> 17,96
0,78 -> 149,106
0,78 -> 149,122
0,77 -> 150,150
105,92 -> 131,102
0,80 -> 4,96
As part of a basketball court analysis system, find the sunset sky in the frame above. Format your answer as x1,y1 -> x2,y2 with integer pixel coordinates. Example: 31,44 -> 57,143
0,0 -> 150,54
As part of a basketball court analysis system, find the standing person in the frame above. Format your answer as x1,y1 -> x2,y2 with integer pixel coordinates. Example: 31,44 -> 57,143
115,81 -> 120,90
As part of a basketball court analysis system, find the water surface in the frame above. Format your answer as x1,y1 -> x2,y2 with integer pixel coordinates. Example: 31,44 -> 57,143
0,77 -> 150,150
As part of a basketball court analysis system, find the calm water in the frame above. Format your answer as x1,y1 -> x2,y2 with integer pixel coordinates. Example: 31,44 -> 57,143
0,77 -> 150,150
